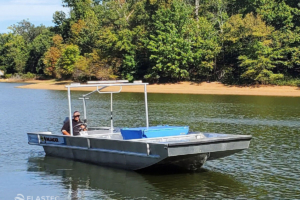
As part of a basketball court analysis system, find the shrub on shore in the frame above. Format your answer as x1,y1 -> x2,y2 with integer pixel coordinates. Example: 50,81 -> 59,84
3,72 -> 36,80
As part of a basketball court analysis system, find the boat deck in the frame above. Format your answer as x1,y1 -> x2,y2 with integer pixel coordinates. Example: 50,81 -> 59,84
73,129 -> 252,147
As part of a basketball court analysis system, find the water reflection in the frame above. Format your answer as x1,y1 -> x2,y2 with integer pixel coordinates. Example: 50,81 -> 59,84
27,156 -> 248,199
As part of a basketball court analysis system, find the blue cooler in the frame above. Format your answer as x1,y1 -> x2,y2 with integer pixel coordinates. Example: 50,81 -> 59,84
120,125 -> 189,140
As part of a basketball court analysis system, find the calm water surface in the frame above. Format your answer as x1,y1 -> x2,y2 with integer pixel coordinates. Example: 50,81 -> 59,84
0,83 -> 300,199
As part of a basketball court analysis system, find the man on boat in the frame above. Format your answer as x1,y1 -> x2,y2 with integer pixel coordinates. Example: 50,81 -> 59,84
61,111 -> 86,136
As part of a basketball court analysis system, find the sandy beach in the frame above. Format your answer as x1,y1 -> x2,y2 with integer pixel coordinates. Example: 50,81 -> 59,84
1,79 -> 300,96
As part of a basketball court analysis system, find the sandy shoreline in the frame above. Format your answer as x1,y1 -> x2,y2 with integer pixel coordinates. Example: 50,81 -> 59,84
1,79 -> 300,97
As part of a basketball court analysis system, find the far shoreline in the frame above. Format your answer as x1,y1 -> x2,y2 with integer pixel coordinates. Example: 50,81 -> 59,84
1,79 -> 300,97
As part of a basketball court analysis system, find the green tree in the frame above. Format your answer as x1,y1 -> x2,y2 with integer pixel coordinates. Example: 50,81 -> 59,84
52,11 -> 72,41
56,44 -> 81,77
3,34 -> 29,73
256,0 -> 297,30
222,13 -> 284,84
27,29 -> 53,74
145,0 -> 220,82
238,42 -> 283,84
9,20 -> 47,43
271,28 -> 300,78
0,34 -> 14,73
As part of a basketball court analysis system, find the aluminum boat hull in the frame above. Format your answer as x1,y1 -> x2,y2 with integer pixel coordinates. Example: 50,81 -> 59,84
28,131 -> 251,171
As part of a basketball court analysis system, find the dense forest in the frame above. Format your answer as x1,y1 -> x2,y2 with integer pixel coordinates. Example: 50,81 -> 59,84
1,0 -> 300,85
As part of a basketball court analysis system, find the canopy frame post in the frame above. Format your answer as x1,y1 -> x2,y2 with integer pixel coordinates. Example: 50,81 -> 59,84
110,93 -> 113,133
67,87 -> 73,136
79,97 -> 89,123
144,84 -> 149,128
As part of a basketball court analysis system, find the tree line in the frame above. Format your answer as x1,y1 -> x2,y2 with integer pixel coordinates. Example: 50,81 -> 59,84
1,0 -> 300,85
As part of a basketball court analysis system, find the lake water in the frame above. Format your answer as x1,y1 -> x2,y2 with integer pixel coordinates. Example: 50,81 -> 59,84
1,82 -> 300,199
